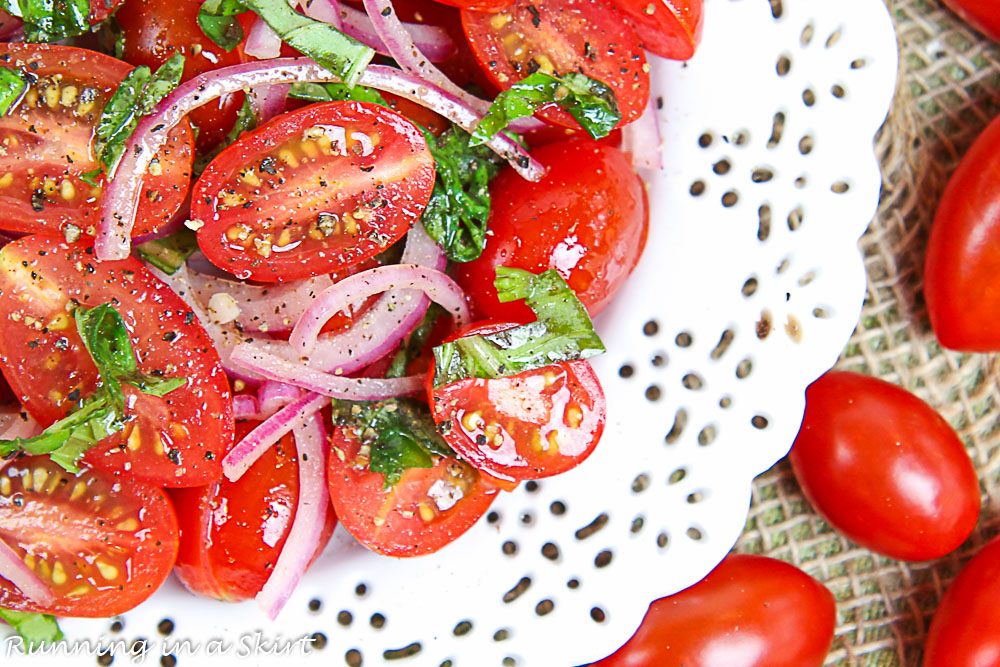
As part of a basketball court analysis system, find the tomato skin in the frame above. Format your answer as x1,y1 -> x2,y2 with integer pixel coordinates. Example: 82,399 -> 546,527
591,554 -> 835,667
614,0 -> 704,60
433,0 -> 510,11
790,371 -> 980,562
454,140 -> 647,321
116,0 -> 252,152
170,421 -> 336,601
923,537 -> 1000,667
0,456 -> 179,617
943,0 -> 1000,42
0,235 -> 235,488
925,114 -> 1000,351
0,43 -> 193,239
193,101 -> 436,282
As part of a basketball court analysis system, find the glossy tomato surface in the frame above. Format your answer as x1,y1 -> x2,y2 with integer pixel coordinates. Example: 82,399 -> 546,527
117,0 -> 252,151
0,235 -> 234,487
454,140 -> 647,320
944,0 -> 1000,41
462,0 -> 649,129
923,537 -> 1000,666
328,423 -> 498,557
615,0 -> 703,60
790,371 -> 980,561
0,457 -> 179,616
925,113 -> 1000,351
0,43 -> 193,239
590,554 -> 836,667
171,421 -> 336,601
193,101 -> 435,282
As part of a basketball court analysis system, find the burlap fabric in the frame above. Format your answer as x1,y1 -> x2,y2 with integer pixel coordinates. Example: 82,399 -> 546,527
734,1 -> 1000,665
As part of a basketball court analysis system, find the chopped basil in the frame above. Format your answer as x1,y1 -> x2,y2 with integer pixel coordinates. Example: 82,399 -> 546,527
137,229 -> 199,275
432,267 -> 605,387
0,303 -> 186,472
385,303 -> 444,379
239,0 -> 374,86
78,168 -> 102,188
0,609 -> 62,648
197,0 -> 247,51
471,70 -> 620,145
0,66 -> 26,116
193,94 -> 257,173
93,54 -> 185,177
420,127 -> 503,262
288,81 -> 387,105
2,0 -> 90,43
331,398 -> 454,488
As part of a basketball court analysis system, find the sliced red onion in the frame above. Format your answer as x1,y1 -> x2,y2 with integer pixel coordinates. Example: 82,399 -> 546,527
621,95 -> 664,170
258,381 -> 302,415
291,263 -> 469,355
0,537 -> 54,607
0,406 -> 39,440
302,0 -> 343,31
249,84 -> 291,124
256,410 -> 330,619
338,3 -> 453,63
0,11 -> 22,41
223,391 -> 329,482
245,15 -> 284,59
231,345 -> 423,399
233,394 -> 262,420
96,59 -> 544,261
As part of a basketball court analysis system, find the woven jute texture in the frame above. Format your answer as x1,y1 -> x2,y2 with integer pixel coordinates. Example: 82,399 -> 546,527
735,1 -> 1000,665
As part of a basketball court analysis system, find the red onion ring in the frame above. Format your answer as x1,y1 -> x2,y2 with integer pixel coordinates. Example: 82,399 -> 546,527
96,59 -> 545,261
338,3 -> 454,63
258,381 -> 303,415
0,535 -> 54,607
0,406 -> 39,440
0,11 -> 22,41
223,390 -> 329,481
621,94 -> 664,170
245,15 -> 284,59
302,0 -> 343,29
291,263 -> 470,355
256,410 -> 330,619
249,84 -> 291,124
233,394 -> 262,420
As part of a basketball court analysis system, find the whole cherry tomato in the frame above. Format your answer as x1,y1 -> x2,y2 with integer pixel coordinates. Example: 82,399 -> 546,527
790,371 -> 980,562
943,0 -> 1000,42
589,554 -> 836,667
923,537 -> 1000,666
925,113 -> 1000,351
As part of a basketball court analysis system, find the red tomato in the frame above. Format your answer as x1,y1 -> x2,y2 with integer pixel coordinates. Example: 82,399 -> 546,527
614,0 -> 704,60
590,554 -> 836,667
0,44 -> 193,240
328,421 -> 499,557
0,235 -> 235,487
454,140 -> 647,321
0,456 -> 179,616
925,113 -> 1000,352
790,371 -> 980,562
461,0 -> 649,130
170,421 -> 336,601
434,0 -> 510,12
923,537 -> 1000,666
943,0 -> 1000,42
193,101 -> 436,282
116,0 -> 253,152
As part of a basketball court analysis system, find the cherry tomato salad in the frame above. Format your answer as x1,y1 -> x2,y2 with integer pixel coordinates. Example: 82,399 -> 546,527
0,0 -> 702,647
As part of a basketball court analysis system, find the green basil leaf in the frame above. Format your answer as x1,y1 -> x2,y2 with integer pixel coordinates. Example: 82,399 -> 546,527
135,227 -> 199,275
471,70 -> 620,145
192,94 -> 257,174
78,168 -> 103,188
288,81 -> 387,104
196,0 -> 247,51
0,609 -> 63,647
13,0 -> 90,43
0,66 -> 26,116
240,0 -> 374,86
432,267 -> 605,387
386,303 -> 443,379
122,374 -> 186,397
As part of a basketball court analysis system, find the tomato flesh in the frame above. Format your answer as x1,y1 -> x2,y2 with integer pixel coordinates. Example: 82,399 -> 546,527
170,421 -> 336,601
462,0 -> 649,130
0,235 -> 235,487
0,44 -> 193,240
328,424 -> 498,557
0,456 -> 179,616
193,101 -> 436,282
616,0 -> 704,60
943,0 -> 1000,42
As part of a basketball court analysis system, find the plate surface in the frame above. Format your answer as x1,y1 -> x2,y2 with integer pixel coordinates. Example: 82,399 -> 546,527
3,0 -> 898,664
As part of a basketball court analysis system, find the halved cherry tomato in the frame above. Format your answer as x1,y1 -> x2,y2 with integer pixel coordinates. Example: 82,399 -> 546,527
614,0 -> 704,60
117,0 -> 253,152
0,456 -> 179,616
170,421 -> 336,601
0,43 -> 194,239
454,139 -> 647,321
943,0 -> 1000,42
790,371 -> 979,562
433,0 -> 511,13
328,421 -> 499,557
0,235 -> 234,487
193,101 -> 436,282
461,0 -> 649,130
590,554 -> 836,667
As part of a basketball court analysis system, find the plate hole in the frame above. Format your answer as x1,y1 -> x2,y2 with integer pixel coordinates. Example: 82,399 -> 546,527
668,467 -> 687,484
832,84 -> 846,99
651,353 -> 667,367
752,415 -> 770,429
813,306 -> 830,318
312,633 -> 328,650
591,607 -> 607,623
682,373 -> 704,390
632,473 -> 650,493
383,643 -> 421,661
698,424 -> 717,446
657,532 -> 669,549
713,158 -> 731,175
769,0 -> 782,18
767,111 -> 785,148
776,257 -> 791,274
710,329 -> 734,360
576,513 -> 609,540
441,662 -> 453,667
645,385 -> 662,401
698,132 -> 713,148
722,190 -> 739,207
687,491 -> 705,504
798,271 -> 816,286
787,206 -> 804,231
307,599 -> 322,614
503,577 -> 532,603
802,88 -> 816,107
338,611 -> 353,626
619,364 -> 634,378
98,652 -> 114,667
542,542 -> 560,561
161,656 -> 176,667
758,204 -> 771,241
851,57 -> 867,69
595,550 -> 613,568
825,28 -> 841,47
719,395 -> 732,408
751,167 -> 773,183
795,175 -> 807,188
502,540 -> 518,556
631,516 -> 644,533
675,331 -> 693,347
832,180 -> 850,193
742,276 -> 758,297
355,583 -> 368,598
732,129 -> 750,146
690,180 -> 706,196
503,658 -> 517,667
799,135 -> 813,154
665,409 -> 687,443
157,619 -> 174,636
567,578 -> 580,589
800,22 -> 814,45
525,480 -> 540,493
494,629 -> 511,642
536,600 -> 555,616
643,320 -> 659,336
550,500 -> 567,515
776,54 -> 791,76
687,527 -> 704,541
736,357 -> 753,379
487,511 -> 501,524
520,512 -> 533,525
757,309 -> 773,339
454,620 -> 473,636
370,613 -> 385,629
110,620 -> 124,633
346,649 -> 363,667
